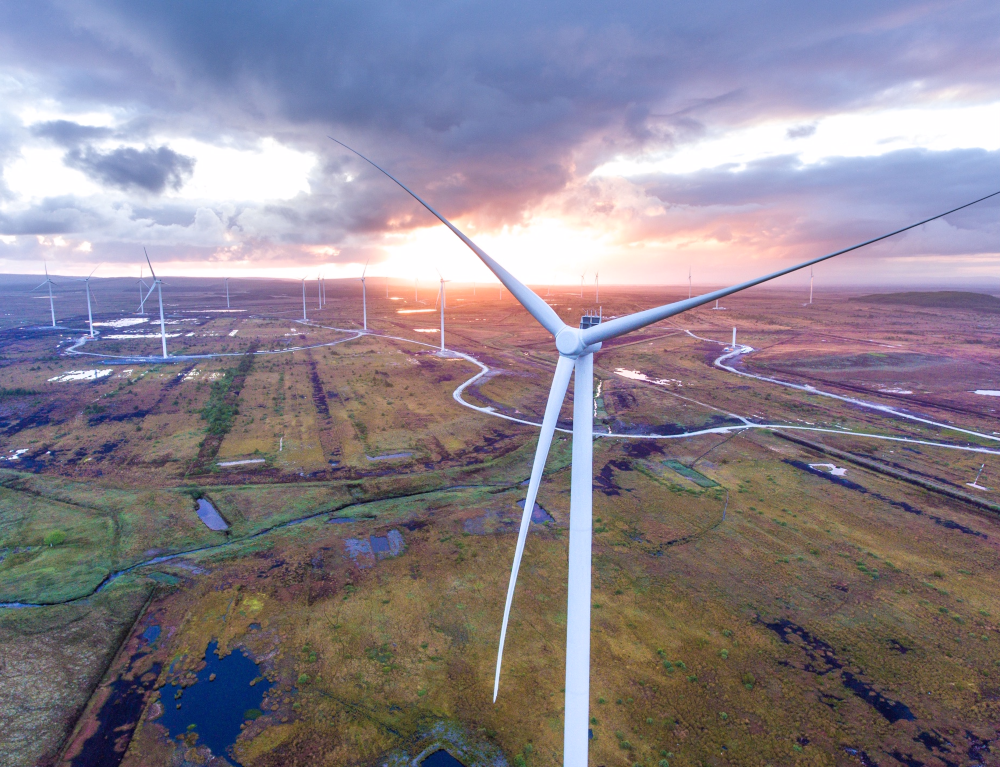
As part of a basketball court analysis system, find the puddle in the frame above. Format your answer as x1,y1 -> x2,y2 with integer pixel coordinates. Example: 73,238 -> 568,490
809,462 -> 847,476
422,749 -> 466,767
345,530 -> 405,566
142,625 -> 162,646
516,499 -> 554,523
48,369 -> 113,382
366,452 -> 413,461
763,617 -> 915,724
328,517 -> 357,524
217,458 -> 266,468
195,498 -> 229,531
155,640 -> 272,764
69,662 -> 163,766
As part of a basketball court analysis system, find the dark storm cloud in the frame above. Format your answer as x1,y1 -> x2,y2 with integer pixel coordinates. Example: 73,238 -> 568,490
64,145 -> 195,193
0,0 -> 998,268
636,147 -> 1000,258
32,120 -> 113,147
0,197 -> 103,235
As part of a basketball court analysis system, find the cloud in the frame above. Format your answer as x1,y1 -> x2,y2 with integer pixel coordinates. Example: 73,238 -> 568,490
32,120 -> 113,147
0,1 -> 999,280
64,145 -> 195,193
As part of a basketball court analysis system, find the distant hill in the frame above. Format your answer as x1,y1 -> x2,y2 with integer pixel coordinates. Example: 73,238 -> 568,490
851,291 -> 1000,313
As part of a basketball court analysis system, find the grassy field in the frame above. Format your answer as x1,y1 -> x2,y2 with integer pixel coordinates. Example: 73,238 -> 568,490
1,281 -> 1000,766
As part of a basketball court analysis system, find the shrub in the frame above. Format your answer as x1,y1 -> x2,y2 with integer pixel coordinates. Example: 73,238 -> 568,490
43,530 -> 66,546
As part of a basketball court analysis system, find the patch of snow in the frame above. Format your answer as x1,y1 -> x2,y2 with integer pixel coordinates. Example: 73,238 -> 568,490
809,462 -> 847,477
93,318 -> 148,328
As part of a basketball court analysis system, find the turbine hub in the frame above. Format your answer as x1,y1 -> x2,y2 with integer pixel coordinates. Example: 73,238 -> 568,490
554,327 -> 601,357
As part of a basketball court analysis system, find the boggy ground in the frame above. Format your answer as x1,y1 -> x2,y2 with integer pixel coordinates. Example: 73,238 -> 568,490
2,279 -> 1000,766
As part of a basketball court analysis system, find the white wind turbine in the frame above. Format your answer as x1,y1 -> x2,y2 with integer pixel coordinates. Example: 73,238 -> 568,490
32,263 -> 58,328
688,265 -> 692,299
360,259 -> 370,330
433,269 -> 450,352
594,271 -> 599,303
317,274 -> 322,309
141,249 -> 169,359
579,272 -> 585,299
301,277 -> 308,321
225,276 -> 231,309
329,136 -> 999,767
76,267 -> 99,338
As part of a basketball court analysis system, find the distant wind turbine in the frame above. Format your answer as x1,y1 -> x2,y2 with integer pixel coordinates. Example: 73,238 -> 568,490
301,277 -> 308,321
360,259 -> 370,330
141,249 -> 169,359
688,265 -> 692,299
32,264 -> 57,327
317,274 -> 322,309
595,271 -> 599,303
434,270 -> 450,352
579,272 -> 585,299
809,266 -> 814,305
329,136 -> 1000,767
225,277 -> 230,309
76,267 -> 98,338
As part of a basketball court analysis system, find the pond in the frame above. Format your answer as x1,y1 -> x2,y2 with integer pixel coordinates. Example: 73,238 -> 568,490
195,498 -> 229,531
517,498 -> 554,524
156,640 -> 272,763
422,749 -> 466,767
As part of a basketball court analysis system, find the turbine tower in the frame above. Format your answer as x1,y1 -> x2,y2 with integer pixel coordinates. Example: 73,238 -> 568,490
809,267 -> 814,305
225,277 -> 230,309
688,265 -> 692,299
77,268 -> 98,338
579,272 -> 585,299
360,259 -> 369,330
329,136 -> 1000,767
32,264 -> 57,327
434,270 -> 449,352
317,274 -> 322,308
302,277 -> 308,321
141,249 -> 169,359
595,271 -> 599,303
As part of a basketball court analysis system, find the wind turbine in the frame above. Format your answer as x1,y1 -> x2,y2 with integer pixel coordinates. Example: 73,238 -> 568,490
301,277 -> 308,321
688,265 -> 692,299
579,272 -> 585,299
433,270 -> 449,352
329,136 -> 999,767
317,274 -> 322,309
76,268 -> 98,338
414,276 -> 419,303
225,277 -> 230,309
141,249 -> 169,359
360,259 -> 369,330
137,267 -> 150,315
809,266 -> 814,305
32,264 -> 57,327
595,271 -> 599,303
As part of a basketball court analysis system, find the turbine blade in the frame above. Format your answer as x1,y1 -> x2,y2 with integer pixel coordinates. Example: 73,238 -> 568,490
581,188 -> 1000,346
31,281 -> 47,291
143,247 -> 156,280
493,355 -> 574,702
143,283 -> 157,305
362,257 -> 369,279
329,137 -> 566,337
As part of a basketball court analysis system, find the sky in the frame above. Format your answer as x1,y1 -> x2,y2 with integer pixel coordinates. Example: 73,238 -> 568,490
1,1 -> 999,289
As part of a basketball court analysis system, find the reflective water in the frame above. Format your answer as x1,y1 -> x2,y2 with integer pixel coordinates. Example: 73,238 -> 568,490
157,640 -> 272,763
195,498 -> 229,531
